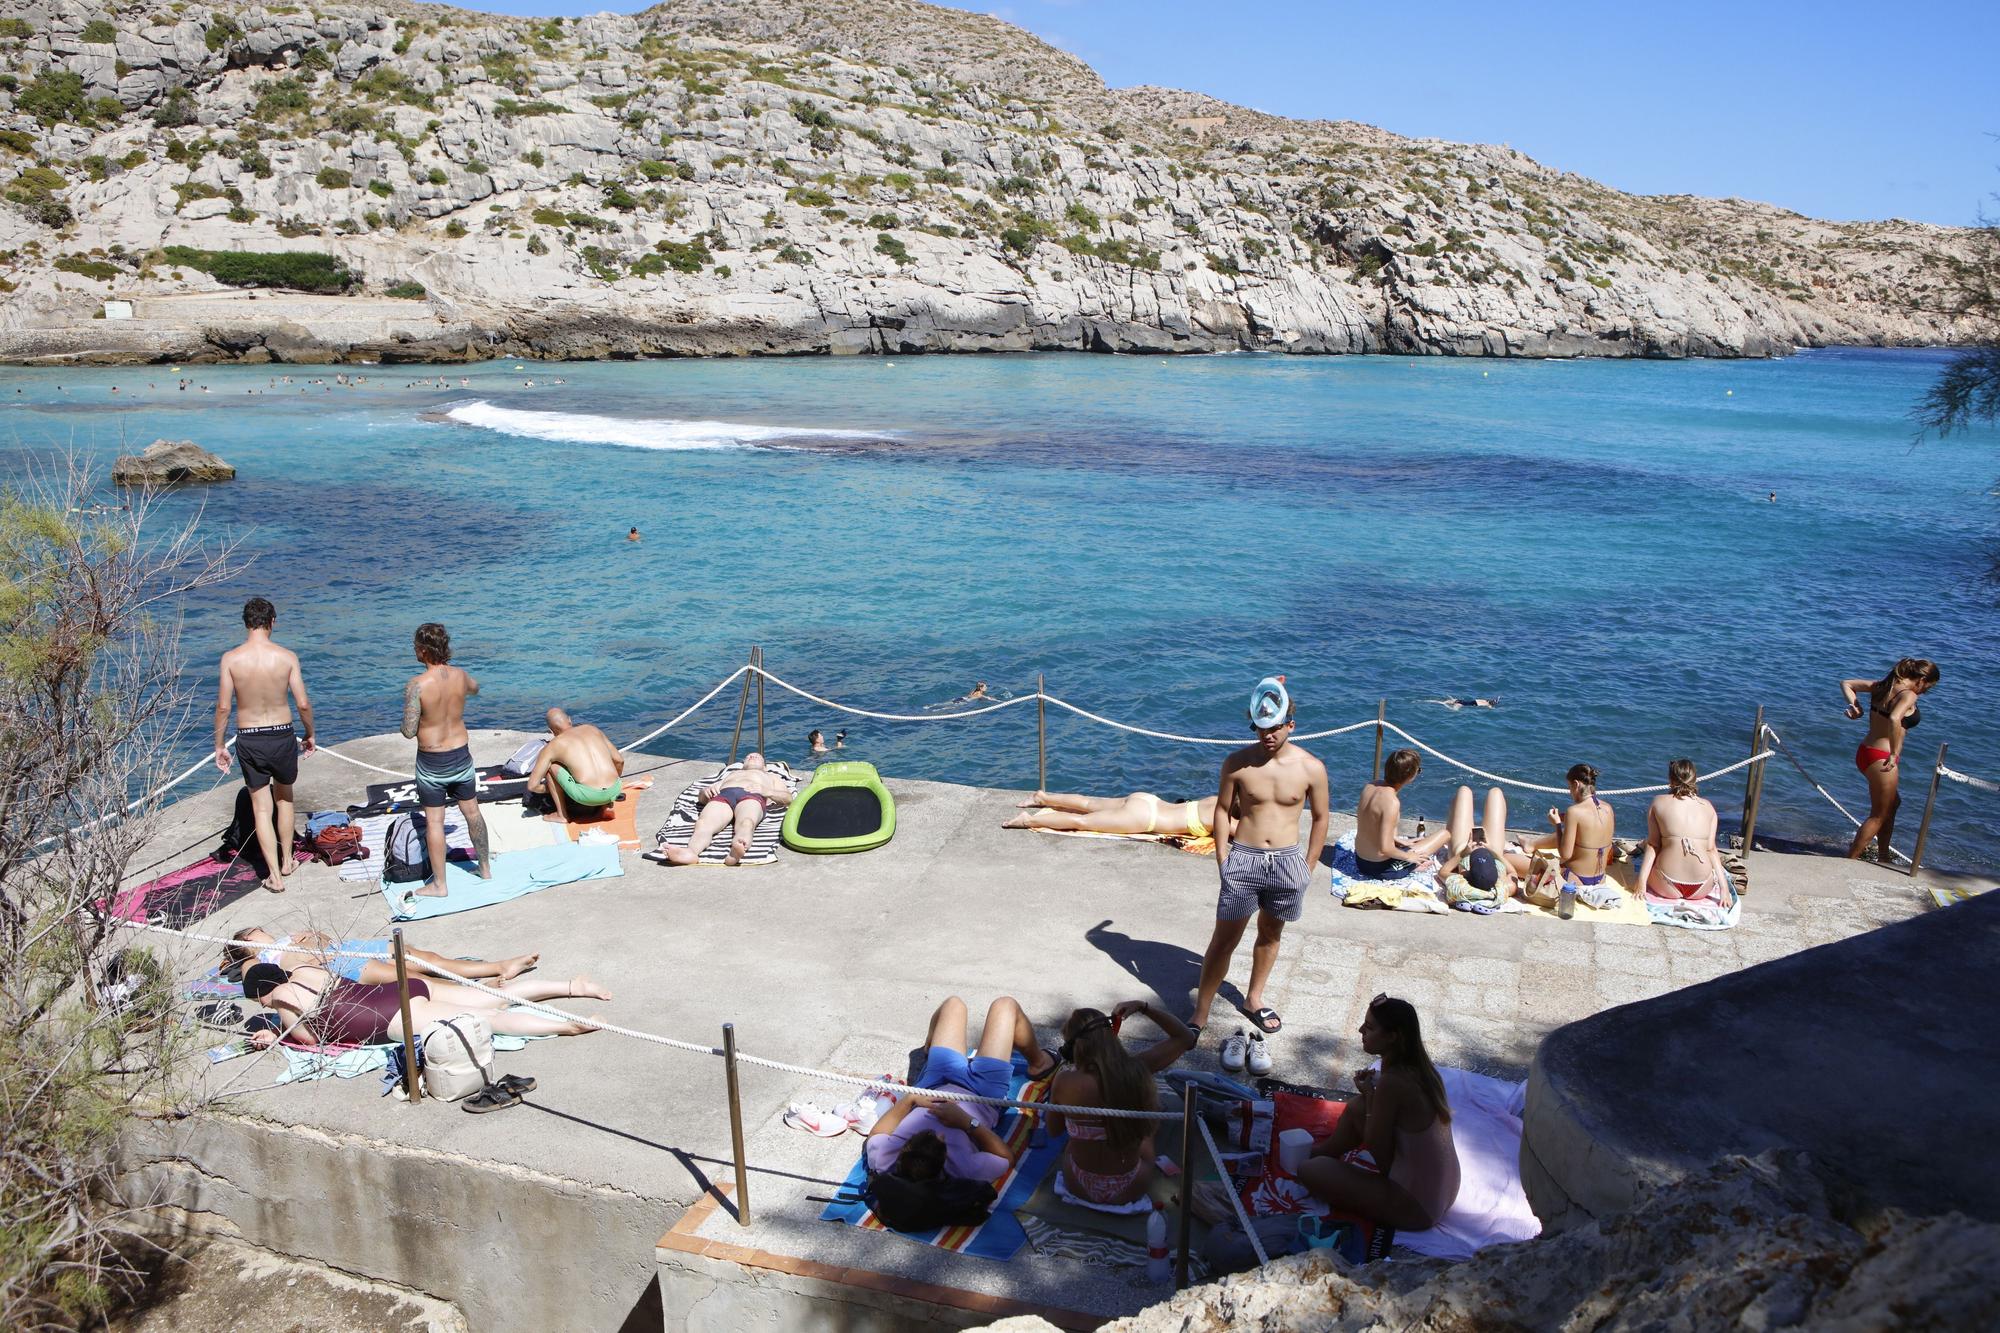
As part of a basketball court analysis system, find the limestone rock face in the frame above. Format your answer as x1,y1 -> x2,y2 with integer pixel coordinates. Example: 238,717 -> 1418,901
0,1 -> 1983,364
111,440 -> 236,486
978,1153 -> 2000,1333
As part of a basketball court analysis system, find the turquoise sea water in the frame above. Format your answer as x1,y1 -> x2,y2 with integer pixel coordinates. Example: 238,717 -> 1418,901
4,348 -> 1997,869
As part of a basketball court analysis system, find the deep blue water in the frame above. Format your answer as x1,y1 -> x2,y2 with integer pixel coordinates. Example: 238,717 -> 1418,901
4,348 -> 1996,869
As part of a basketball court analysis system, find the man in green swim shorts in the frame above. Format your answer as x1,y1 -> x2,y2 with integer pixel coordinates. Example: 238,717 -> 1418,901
527,707 -> 627,820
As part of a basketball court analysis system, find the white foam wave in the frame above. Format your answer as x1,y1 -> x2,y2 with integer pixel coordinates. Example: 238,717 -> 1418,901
438,400 -> 889,451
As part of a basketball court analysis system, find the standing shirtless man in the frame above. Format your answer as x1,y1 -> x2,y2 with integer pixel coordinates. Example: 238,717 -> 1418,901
214,597 -> 315,893
401,623 -> 490,897
1190,676 -> 1329,1040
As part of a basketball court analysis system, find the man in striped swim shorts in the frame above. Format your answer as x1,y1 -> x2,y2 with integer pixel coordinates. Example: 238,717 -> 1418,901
401,622 -> 490,897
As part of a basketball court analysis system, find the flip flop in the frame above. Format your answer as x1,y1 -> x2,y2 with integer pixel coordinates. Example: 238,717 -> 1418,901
1239,1005 -> 1283,1034
497,1073 -> 537,1096
462,1084 -> 521,1114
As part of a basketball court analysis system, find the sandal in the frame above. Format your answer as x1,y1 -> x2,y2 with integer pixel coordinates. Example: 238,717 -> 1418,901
1239,1005 -> 1283,1034
496,1073 -> 537,1096
462,1084 -> 521,1114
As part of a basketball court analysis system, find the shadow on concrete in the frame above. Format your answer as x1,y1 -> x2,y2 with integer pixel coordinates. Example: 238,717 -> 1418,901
1085,917 -> 1228,1014
614,1275 -> 664,1333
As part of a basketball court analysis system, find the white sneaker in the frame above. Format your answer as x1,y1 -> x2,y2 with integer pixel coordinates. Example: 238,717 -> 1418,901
1220,1029 -> 1249,1074
1246,1031 -> 1273,1076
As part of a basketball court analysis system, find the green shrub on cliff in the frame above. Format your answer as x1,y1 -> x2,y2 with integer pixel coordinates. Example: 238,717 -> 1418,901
19,72 -> 87,126
205,15 -> 241,52
160,245 -> 356,292
315,167 -> 352,189
384,280 -> 427,298
54,254 -> 117,281
81,19 -> 116,43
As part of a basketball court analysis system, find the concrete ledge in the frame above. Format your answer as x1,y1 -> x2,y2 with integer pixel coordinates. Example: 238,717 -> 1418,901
656,1186 -> 1100,1332
1524,891 -> 2000,1230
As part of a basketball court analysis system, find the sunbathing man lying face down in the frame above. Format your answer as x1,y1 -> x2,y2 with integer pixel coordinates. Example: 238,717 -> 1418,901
225,926 -> 540,989
657,752 -> 795,866
528,708 -> 626,820
1002,790 -> 1217,838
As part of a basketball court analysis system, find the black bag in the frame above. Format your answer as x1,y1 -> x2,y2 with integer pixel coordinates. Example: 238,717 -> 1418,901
219,788 -> 268,873
862,1170 -> 997,1234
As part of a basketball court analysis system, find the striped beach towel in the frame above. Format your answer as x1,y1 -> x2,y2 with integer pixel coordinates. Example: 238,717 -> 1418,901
647,761 -> 799,867
339,811 -> 475,883
819,1056 -> 1061,1260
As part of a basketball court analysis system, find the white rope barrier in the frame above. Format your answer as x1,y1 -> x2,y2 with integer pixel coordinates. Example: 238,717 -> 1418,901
1940,765 -> 2000,795
751,665 -> 1043,723
619,664 -> 752,754
121,920 -> 1180,1121
1759,724 -> 1912,865
1194,1113 -> 1268,1266
311,745 -> 415,780
1376,720 -> 1771,797
1041,695 -> 1380,746
31,740 -> 235,850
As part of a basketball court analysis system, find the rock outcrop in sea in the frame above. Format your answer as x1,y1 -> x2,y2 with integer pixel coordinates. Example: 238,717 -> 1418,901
0,0 -> 1981,363
110,438 -> 235,485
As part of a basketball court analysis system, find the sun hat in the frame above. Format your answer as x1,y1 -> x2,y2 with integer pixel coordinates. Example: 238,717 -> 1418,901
1466,848 -> 1500,891
1247,675 -> 1291,729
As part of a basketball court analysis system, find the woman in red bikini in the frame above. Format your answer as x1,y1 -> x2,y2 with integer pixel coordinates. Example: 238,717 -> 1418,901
1635,759 -> 1723,901
1838,658 -> 1941,861
1046,1000 -> 1195,1207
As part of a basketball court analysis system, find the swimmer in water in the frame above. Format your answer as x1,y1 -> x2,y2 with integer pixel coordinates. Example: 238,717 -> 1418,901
933,682 -> 999,709
627,526 -> 640,542
1427,698 -> 1499,711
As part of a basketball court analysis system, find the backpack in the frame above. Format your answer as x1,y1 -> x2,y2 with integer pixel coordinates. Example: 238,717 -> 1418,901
861,1169 -> 997,1234
219,788 -> 268,871
383,813 -> 429,884
313,822 -> 367,866
500,738 -> 546,777
422,1014 -> 495,1101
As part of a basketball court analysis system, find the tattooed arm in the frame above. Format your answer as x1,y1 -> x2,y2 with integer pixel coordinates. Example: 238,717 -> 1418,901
400,677 -> 423,739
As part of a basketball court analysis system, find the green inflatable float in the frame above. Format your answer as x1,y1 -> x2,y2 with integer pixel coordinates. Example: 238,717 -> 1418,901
781,760 -> 897,854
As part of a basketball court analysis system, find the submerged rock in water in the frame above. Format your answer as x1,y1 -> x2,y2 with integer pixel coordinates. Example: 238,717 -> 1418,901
978,1152 -> 2000,1332
111,440 -> 237,487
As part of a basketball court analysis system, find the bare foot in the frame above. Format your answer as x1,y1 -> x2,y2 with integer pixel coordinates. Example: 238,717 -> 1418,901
278,859 -> 297,878
560,1014 -> 606,1036
1017,792 -> 1049,808
658,846 -> 697,866
261,877 -> 285,894
725,838 -> 748,865
499,952 -> 540,980
568,975 -> 613,1002
1002,814 -> 1032,829
414,879 -> 449,897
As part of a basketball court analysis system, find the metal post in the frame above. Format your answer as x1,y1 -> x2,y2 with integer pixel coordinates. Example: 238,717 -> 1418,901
392,929 -> 421,1104
727,649 -> 753,764
1910,742 -> 1948,877
753,646 -> 765,756
722,1022 -> 750,1226
1174,1092 -> 1196,1288
1036,672 -> 1046,795
1371,699 -> 1386,780
1740,705 -> 1765,860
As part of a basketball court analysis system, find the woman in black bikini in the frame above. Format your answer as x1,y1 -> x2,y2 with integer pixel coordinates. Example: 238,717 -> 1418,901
240,963 -> 611,1047
1838,658 -> 1941,861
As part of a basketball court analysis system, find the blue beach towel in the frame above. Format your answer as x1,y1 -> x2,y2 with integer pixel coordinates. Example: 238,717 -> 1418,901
275,1032 -> 542,1085
1325,830 -> 1446,903
820,1053 -> 1061,1261
381,842 -> 623,921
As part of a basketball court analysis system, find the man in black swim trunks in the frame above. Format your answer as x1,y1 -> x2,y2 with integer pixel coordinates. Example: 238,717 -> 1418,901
1354,750 -> 1452,880
214,597 -> 316,893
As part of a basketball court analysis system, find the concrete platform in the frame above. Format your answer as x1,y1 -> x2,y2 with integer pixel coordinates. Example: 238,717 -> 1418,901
114,730 -> 1995,1331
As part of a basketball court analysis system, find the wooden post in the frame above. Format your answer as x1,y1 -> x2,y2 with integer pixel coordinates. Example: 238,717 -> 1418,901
753,646 -> 765,756
727,649 -> 754,764
1036,672 -> 1046,795
1371,699 -> 1386,780
1740,705 -> 1765,859
1174,1092 -> 1196,1288
1910,742 -> 1949,877
722,1022 -> 750,1226
392,929 -> 421,1104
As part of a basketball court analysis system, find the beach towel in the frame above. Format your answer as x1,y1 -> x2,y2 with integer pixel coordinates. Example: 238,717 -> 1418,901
340,810 -> 478,882
1028,824 -> 1215,857
381,842 -> 623,921
484,802 -> 573,855
103,850 -> 263,930
349,765 -> 531,818
1644,873 -> 1743,931
557,777 -> 652,851
648,762 -> 798,867
1325,832 -> 1447,910
275,1032 -> 540,1085
820,1054 -> 1060,1261
1396,1067 -> 1542,1260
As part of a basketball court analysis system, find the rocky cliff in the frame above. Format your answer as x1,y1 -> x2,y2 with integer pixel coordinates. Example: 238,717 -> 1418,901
0,0 -> 1980,363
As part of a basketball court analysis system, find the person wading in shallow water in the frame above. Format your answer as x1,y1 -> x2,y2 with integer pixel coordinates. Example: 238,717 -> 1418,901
1189,675 -> 1328,1042
401,623 -> 491,897
214,597 -> 316,893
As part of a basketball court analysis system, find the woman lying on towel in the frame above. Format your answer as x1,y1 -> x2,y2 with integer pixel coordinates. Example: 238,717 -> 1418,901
1635,759 -> 1728,905
1003,790 -> 1216,840
1299,995 -> 1461,1232
1046,1000 -> 1197,1207
225,926 -> 541,988
239,961 -> 611,1047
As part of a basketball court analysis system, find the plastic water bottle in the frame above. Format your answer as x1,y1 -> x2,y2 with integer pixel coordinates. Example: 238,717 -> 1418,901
1557,881 -> 1577,920
1146,1207 -> 1170,1281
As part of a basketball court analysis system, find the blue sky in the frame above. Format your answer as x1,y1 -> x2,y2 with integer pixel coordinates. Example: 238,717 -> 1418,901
460,0 -> 1996,226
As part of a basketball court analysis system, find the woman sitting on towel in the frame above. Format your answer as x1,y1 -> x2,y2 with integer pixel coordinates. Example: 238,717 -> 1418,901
1003,790 -> 1216,841
1523,764 -> 1620,905
1635,759 -> 1725,902
1299,995 -> 1460,1232
239,961 -> 611,1046
1046,1000 -> 1197,1207
225,926 -> 541,988
1838,657 -> 1940,861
